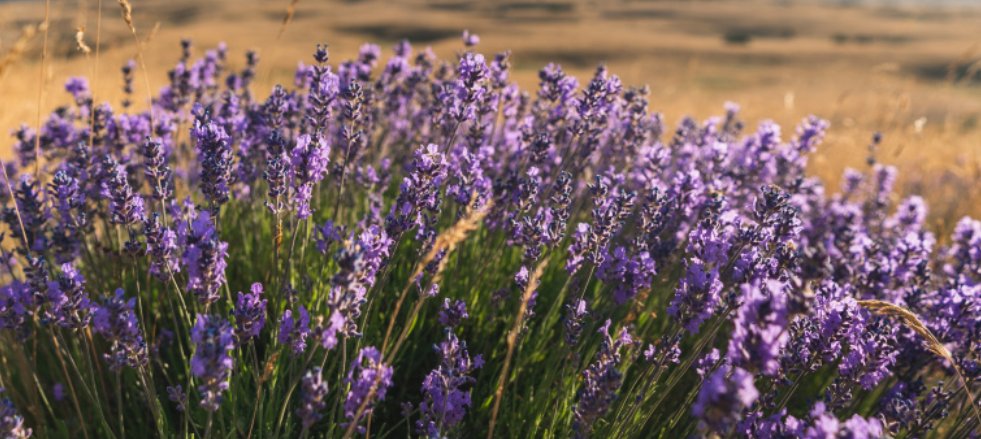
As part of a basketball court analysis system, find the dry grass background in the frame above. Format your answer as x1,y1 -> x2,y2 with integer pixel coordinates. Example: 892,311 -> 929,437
0,0 -> 979,232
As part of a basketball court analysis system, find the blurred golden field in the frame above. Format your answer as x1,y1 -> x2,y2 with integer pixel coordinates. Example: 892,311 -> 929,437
1,0 -> 980,231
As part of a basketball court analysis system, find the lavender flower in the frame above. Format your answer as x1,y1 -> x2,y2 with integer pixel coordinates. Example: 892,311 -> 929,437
945,216 -> 980,286
726,279 -> 790,376
597,247 -> 655,305
140,137 -> 173,201
668,194 -> 732,333
190,314 -> 235,412
695,348 -> 722,378
563,299 -> 589,347
100,155 -> 145,226
315,220 -> 344,255
344,347 -> 393,433
289,134 -> 330,219
167,385 -> 187,412
305,44 -> 338,132
144,213 -> 180,280
47,169 -> 87,263
263,150 -> 290,214
386,144 -> 447,240
12,126 -> 37,168
296,367 -> 329,431
417,332 -> 482,437
92,289 -> 148,370
4,175 -> 48,254
337,81 -> 366,179
320,225 -> 392,349
437,299 -> 468,329
278,306 -> 311,355
462,30 -> 480,48
191,105 -> 233,208
0,282 -> 31,340
24,257 -> 48,315
46,263 -> 91,329
567,176 -> 636,274
65,76 -> 91,107
802,402 -> 884,439
692,365 -> 759,434
234,282 -> 267,341
0,388 -> 31,438
182,210 -> 228,304
121,59 -> 136,108
572,320 -> 632,438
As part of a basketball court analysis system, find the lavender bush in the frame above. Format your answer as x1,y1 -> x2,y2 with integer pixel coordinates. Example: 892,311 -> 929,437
0,32 -> 978,438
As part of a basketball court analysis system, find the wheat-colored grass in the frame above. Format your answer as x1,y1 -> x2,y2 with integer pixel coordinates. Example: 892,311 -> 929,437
0,24 -> 40,81
278,0 -> 301,39
382,198 -> 494,358
857,300 -> 981,426
488,257 -> 549,439
74,27 -> 92,54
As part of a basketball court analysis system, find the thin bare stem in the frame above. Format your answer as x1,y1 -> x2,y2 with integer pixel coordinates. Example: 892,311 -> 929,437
277,0 -> 301,39
116,0 -> 153,124
33,0 -> 51,180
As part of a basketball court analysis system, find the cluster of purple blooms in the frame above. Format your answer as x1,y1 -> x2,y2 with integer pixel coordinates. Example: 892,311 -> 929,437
417,300 -> 482,437
0,30 -> 978,438
344,347 -> 394,434
190,314 -> 236,412
1,389 -> 31,439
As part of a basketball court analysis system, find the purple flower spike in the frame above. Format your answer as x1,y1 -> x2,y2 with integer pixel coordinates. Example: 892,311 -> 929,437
46,263 -> 91,329
0,388 -> 32,438
727,279 -> 790,376
278,306 -> 311,355
321,225 -> 393,349
437,298 -> 468,329
167,385 -> 187,412
101,155 -> 145,226
92,289 -> 148,371
191,104 -> 233,208
462,30 -> 480,47
693,365 -> 759,435
344,347 -> 393,434
190,314 -> 235,412
417,332 -> 481,436
290,134 -> 330,219
140,137 -> 173,201
563,299 -> 589,347
297,367 -> 329,431
183,210 -> 228,304
386,144 -> 447,240
572,320 -> 632,438
234,282 -> 267,341
144,213 -> 180,281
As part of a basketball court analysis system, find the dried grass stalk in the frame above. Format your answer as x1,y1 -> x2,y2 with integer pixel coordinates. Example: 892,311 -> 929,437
858,300 -> 981,425
278,0 -> 301,38
0,24 -> 40,78
144,22 -> 161,45
381,198 -> 493,357
261,351 -> 280,384
488,258 -> 549,439
75,27 -> 92,54
117,0 -> 134,30
116,0 -> 153,122
412,198 -> 493,285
